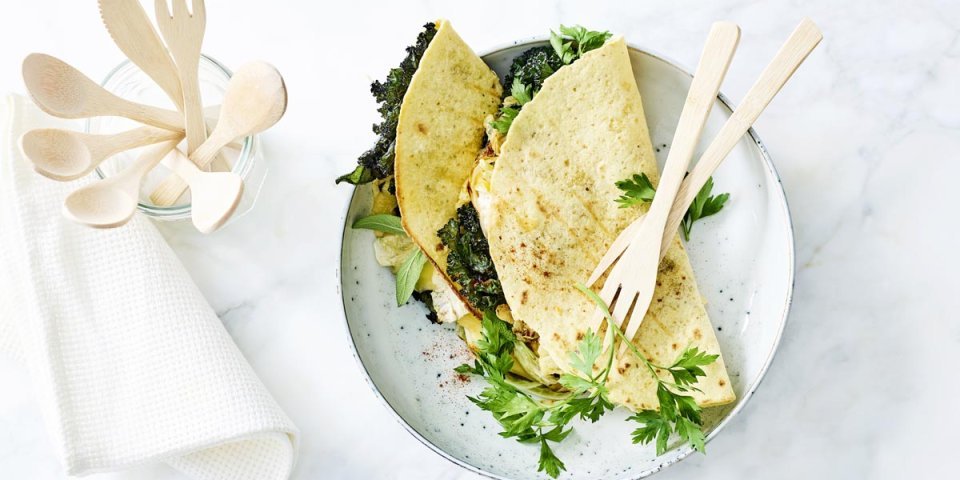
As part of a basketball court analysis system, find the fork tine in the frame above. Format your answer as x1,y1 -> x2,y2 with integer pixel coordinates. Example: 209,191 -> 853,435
171,0 -> 188,17
154,0 -> 170,20
590,276 -> 621,350
611,285 -> 636,336
587,213 -> 645,286
622,293 -> 652,350
192,0 -> 205,20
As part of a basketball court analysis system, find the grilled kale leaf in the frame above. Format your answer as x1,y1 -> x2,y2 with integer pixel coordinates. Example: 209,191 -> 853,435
337,23 -> 437,185
503,46 -> 563,97
437,204 -> 505,312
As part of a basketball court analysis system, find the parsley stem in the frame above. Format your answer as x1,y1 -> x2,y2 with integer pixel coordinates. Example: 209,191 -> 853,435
575,284 -> 687,393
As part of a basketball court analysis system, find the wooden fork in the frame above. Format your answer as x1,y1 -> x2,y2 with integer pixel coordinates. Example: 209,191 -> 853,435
584,21 -> 740,352
593,18 -> 823,355
154,0 -> 207,155
150,0 -> 227,205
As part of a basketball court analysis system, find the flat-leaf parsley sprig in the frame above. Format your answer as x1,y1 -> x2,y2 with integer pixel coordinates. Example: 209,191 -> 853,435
550,25 -> 613,65
456,311 -> 615,478
615,173 -> 730,240
457,285 -> 718,477
575,284 -> 718,455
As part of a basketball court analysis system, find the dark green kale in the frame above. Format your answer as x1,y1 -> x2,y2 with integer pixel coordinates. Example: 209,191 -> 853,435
337,23 -> 438,185
411,290 -> 439,323
502,46 -> 563,97
437,204 -> 505,312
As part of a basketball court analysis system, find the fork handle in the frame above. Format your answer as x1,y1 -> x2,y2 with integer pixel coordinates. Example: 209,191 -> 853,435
664,18 -> 823,243
180,59 -> 207,155
585,22 -> 739,287
646,22 -> 741,223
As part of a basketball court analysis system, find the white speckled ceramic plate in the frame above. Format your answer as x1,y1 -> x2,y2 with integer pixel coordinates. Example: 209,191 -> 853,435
339,39 -> 794,480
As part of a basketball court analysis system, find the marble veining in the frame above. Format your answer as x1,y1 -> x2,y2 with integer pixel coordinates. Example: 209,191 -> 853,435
0,0 -> 957,479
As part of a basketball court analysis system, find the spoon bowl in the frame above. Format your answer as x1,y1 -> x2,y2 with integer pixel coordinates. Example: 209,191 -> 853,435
22,54 -> 92,118
21,129 -> 93,180
161,149 -> 243,234
63,186 -> 137,228
197,61 -> 287,167
62,140 -> 181,228
190,172 -> 244,234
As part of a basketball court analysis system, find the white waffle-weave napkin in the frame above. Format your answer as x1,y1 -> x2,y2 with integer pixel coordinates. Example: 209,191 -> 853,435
0,94 -> 298,479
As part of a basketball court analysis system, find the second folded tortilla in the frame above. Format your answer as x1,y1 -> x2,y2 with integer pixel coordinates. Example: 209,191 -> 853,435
482,37 -> 736,410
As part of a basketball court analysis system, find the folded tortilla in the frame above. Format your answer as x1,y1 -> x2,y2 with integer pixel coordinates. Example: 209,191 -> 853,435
394,19 -> 503,311
482,37 -> 735,410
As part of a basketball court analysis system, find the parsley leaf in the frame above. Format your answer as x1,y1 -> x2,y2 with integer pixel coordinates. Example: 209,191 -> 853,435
489,80 -> 530,135
676,417 -> 707,453
549,30 -> 577,65
682,177 -> 729,240
395,249 -> 427,306
491,105 -> 520,135
663,347 -> 719,391
614,174 -> 730,240
568,328 -> 602,378
538,437 -> 566,478
615,173 -> 657,207
511,78 -> 533,106
351,214 -> 406,235
550,25 -> 613,65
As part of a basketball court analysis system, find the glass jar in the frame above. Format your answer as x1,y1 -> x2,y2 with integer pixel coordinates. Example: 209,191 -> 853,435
87,55 -> 266,224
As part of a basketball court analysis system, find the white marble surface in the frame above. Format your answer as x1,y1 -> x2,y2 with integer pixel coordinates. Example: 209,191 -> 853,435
1,0 -> 957,479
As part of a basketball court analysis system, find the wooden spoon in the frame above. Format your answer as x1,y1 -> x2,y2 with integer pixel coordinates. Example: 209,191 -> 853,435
20,126 -> 181,181
22,53 -> 183,131
150,61 -> 287,206
162,149 -> 244,234
63,139 -> 182,228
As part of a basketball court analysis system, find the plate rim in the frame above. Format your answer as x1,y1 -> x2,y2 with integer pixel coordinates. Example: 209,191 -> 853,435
336,36 -> 797,480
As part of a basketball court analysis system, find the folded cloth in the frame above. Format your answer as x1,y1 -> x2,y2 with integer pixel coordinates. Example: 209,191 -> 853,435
0,95 -> 298,479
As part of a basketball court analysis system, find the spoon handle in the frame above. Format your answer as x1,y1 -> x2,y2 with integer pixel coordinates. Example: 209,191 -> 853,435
97,126 -> 182,160
161,145 -> 201,182
148,128 -> 232,206
115,98 -> 186,131
124,138 -> 183,184
190,128 -> 234,170
180,64 -> 207,154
